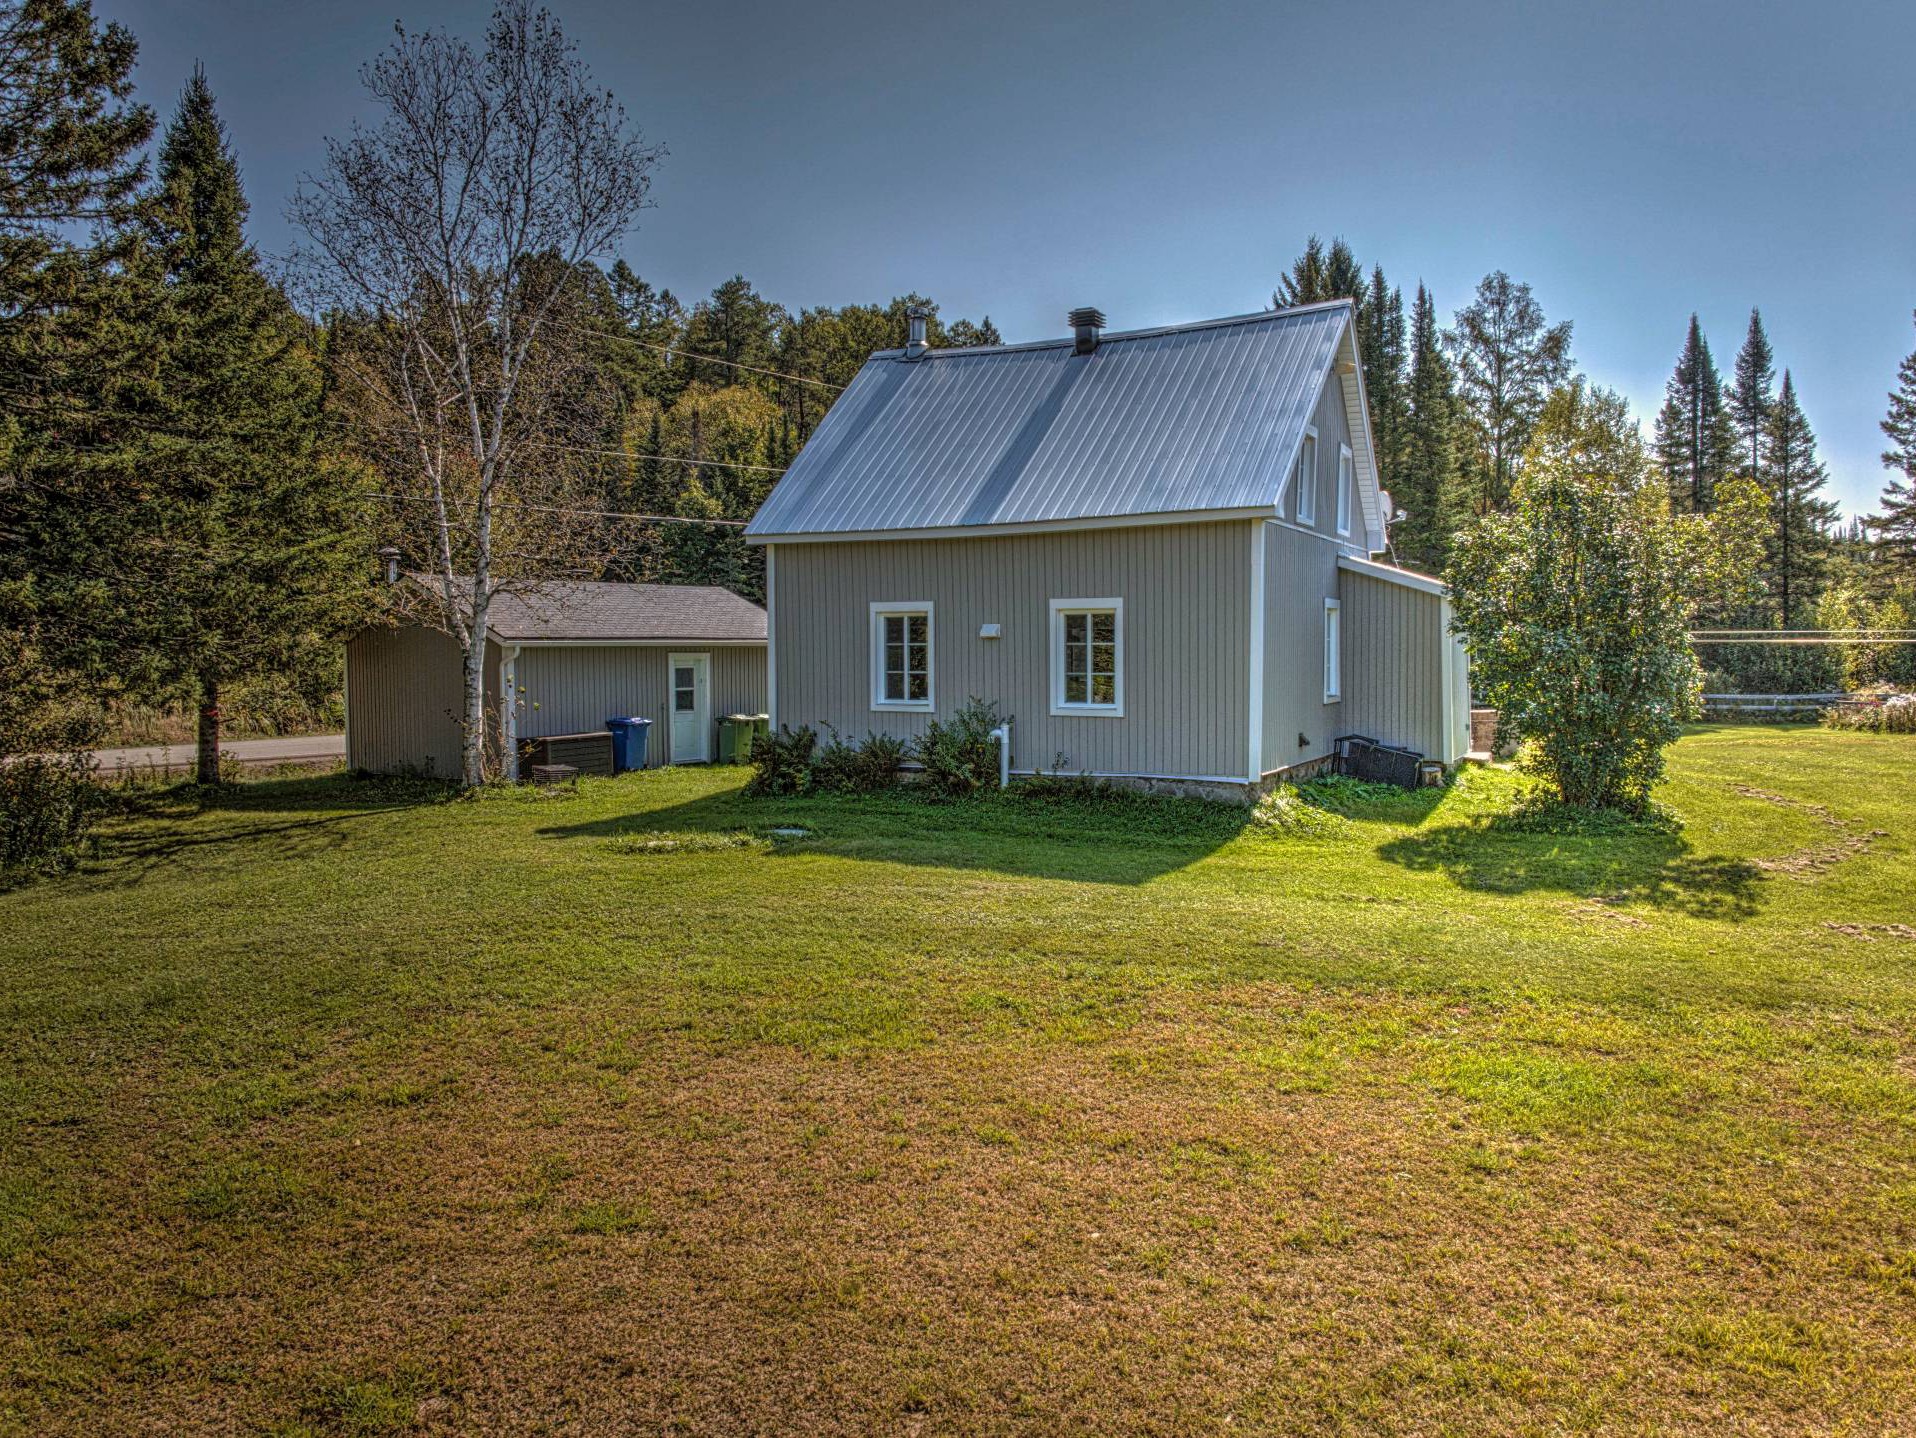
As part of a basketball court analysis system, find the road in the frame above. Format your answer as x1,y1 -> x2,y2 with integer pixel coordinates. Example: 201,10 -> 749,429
88,733 -> 346,775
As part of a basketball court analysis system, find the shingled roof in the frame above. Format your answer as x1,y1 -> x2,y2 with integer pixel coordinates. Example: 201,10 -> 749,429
745,299 -> 1384,550
414,578 -> 766,644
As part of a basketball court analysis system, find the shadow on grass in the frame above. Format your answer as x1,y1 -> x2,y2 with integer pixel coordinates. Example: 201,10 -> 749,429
1376,817 -> 1765,920
535,785 -> 1250,886
83,773 -> 452,889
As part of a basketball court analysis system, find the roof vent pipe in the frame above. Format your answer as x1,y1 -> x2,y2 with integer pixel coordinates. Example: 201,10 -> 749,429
1069,307 -> 1105,356
904,304 -> 930,358
376,546 -> 401,585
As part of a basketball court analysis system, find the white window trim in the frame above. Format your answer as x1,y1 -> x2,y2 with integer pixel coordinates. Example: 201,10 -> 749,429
1049,597 -> 1125,718
1336,444 -> 1353,537
869,600 -> 934,711
1294,425 -> 1319,528
1323,597 -> 1342,703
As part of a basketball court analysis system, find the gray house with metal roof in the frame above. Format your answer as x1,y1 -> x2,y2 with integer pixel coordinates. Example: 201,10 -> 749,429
745,299 -> 1469,797
345,579 -> 767,778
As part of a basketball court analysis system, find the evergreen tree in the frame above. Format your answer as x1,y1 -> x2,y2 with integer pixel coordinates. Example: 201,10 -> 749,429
1395,284 -> 1460,572
1871,310 -> 1916,570
1652,314 -> 1736,512
1727,308 -> 1775,481
943,316 -> 1001,348
1444,271 -> 1574,516
1275,235 -> 1363,310
135,68 -> 369,781
1360,266 -> 1408,501
1759,371 -> 1838,628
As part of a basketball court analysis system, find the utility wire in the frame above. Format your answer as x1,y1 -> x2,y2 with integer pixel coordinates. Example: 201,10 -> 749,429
551,318 -> 846,392
371,492 -> 750,527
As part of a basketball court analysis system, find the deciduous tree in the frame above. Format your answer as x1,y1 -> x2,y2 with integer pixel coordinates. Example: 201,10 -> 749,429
292,0 -> 661,787
1444,271 -> 1573,516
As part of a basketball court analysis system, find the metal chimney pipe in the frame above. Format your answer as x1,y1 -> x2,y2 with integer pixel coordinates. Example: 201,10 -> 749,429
905,305 -> 930,357
1069,306 -> 1105,356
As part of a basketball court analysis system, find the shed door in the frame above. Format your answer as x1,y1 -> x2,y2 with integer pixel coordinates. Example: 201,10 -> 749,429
668,652 -> 711,764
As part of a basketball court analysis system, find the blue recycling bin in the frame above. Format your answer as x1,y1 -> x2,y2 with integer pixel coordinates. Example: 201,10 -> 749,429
604,716 -> 652,773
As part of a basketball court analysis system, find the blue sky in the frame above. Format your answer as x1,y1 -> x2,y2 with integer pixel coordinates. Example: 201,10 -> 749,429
102,0 -> 1914,517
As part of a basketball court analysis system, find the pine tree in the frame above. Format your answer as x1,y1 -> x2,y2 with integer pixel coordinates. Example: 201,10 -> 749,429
1652,315 -> 1736,512
1360,266 -> 1408,498
137,67 -> 369,781
1759,371 -> 1839,628
1444,271 -> 1574,516
1870,310 -> 1916,570
1275,235 -> 1363,310
1727,308 -> 1775,482
1395,284 -> 1460,572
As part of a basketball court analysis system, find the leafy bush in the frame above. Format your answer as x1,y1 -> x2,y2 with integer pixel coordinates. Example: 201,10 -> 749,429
1824,694 -> 1915,734
1,637 -> 104,881
847,731 -> 907,792
1447,385 -> 1722,815
745,724 -> 817,796
911,698 -> 1004,798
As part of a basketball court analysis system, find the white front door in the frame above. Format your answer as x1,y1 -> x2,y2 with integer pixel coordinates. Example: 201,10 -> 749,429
668,652 -> 711,764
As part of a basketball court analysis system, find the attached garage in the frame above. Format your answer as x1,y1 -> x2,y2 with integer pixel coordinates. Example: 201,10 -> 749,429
345,579 -> 768,779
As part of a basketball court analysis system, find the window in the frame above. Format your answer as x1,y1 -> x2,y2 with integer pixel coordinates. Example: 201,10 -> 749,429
1336,444 -> 1353,536
1050,599 -> 1124,716
673,665 -> 696,713
870,602 -> 933,710
1323,598 -> 1342,703
1294,428 -> 1318,526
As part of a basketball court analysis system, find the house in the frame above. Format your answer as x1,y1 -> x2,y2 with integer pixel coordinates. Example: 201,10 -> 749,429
345,579 -> 767,778
743,300 -> 1470,799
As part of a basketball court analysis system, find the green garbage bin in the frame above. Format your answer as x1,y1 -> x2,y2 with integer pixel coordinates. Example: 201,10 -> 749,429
718,713 -> 770,764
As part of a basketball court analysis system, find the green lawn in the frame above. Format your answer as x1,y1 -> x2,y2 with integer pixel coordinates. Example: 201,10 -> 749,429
3,727 -> 1914,1435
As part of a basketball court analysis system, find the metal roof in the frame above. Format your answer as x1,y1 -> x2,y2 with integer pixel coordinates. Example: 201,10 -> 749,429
745,300 -> 1380,545
416,578 -> 766,643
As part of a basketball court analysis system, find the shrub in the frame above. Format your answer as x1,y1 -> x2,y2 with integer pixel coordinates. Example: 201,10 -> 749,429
1447,384 -> 1733,816
806,728 -> 859,794
911,698 -> 1004,798
745,724 -> 817,796
1824,694 -> 1915,734
847,731 -> 907,792
1,637 -> 104,880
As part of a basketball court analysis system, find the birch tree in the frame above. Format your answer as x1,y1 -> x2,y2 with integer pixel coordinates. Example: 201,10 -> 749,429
290,0 -> 659,787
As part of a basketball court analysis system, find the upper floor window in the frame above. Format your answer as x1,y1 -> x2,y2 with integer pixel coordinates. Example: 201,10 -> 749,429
1050,599 -> 1124,716
1336,444 -> 1353,536
870,602 -> 932,710
1294,428 -> 1318,527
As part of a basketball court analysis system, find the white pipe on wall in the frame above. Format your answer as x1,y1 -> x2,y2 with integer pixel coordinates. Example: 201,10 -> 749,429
988,720 -> 1011,789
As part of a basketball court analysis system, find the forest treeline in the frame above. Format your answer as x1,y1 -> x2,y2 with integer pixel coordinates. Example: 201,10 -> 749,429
5,0 -> 1916,832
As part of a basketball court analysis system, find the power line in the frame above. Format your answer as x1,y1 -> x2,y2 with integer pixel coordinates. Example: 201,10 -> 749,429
552,318 -> 846,392
523,440 -> 786,474
371,492 -> 750,527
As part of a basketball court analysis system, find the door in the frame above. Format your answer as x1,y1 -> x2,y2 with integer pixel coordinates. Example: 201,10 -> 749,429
668,652 -> 711,764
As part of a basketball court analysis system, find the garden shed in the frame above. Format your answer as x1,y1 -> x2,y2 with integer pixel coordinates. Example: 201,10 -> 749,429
345,579 -> 768,779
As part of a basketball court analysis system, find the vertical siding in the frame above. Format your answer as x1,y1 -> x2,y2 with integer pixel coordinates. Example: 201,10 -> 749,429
346,626 -> 504,778
1278,370 -> 1366,554
1260,521 -> 1346,773
1337,570 -> 1457,759
514,644 -> 767,767
773,521 -> 1252,780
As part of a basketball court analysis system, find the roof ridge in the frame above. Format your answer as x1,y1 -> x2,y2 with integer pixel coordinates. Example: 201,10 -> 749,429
870,298 -> 1354,361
